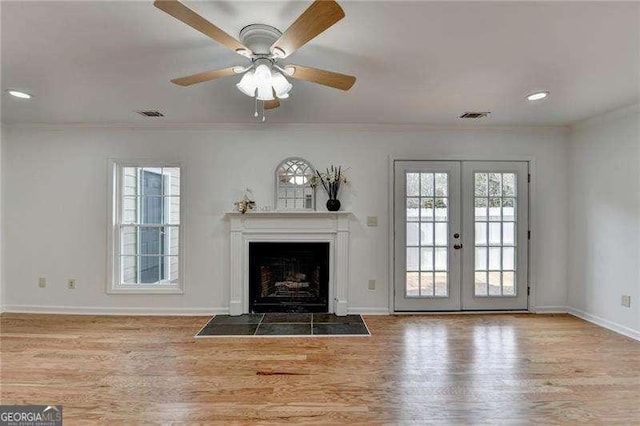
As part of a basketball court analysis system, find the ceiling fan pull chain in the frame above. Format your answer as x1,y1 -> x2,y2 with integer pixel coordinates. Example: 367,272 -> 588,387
254,96 -> 258,117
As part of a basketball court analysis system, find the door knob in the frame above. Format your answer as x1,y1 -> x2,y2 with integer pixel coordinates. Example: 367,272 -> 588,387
453,244 -> 463,250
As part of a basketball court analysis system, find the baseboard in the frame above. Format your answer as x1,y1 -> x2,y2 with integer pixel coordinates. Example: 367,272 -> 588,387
1,305 -> 227,316
568,307 -> 640,341
532,305 -> 568,314
348,307 -> 390,315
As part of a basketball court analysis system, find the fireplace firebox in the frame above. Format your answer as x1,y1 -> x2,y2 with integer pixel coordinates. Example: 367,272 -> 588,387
249,242 -> 330,313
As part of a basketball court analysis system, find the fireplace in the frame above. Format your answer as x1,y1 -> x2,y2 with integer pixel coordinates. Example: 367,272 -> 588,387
226,212 -> 350,316
249,242 -> 330,313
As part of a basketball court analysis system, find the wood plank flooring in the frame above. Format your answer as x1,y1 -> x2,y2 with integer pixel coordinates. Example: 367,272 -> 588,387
1,313 -> 639,424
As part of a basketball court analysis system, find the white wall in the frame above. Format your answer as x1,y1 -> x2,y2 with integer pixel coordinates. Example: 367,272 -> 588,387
568,105 -> 640,338
2,125 -> 569,314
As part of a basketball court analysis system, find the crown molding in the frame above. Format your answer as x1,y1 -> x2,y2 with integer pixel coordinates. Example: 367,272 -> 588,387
570,103 -> 640,132
2,121 -> 569,134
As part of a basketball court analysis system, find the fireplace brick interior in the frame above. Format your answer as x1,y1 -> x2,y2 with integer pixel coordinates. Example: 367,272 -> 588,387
249,242 -> 330,313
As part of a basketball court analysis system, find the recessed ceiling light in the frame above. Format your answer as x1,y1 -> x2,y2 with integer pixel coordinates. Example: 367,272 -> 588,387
527,91 -> 549,101
7,90 -> 32,99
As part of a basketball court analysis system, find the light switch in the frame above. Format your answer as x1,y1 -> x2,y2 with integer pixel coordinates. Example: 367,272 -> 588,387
367,216 -> 378,227
368,280 -> 376,290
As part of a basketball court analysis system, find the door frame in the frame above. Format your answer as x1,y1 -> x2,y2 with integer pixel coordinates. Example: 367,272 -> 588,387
388,155 -> 538,314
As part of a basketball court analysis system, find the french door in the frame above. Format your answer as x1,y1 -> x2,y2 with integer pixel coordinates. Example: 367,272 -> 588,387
394,160 -> 529,311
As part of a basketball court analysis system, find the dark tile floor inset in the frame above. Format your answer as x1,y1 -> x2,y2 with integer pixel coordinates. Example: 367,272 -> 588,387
313,323 -> 369,335
256,323 -> 312,336
313,314 -> 363,324
261,313 -> 312,324
195,313 -> 370,337
207,314 -> 264,325
199,323 -> 259,336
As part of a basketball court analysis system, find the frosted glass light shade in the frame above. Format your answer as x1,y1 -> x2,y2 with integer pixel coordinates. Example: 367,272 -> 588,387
271,71 -> 293,99
236,71 -> 257,97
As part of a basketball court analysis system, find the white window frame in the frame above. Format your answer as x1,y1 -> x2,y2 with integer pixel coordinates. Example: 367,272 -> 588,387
107,159 -> 185,294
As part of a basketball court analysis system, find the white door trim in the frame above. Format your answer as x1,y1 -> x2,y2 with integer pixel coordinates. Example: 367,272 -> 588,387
388,155 -> 537,314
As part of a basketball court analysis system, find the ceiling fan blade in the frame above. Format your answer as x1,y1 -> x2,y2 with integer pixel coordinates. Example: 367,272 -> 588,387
154,0 -> 250,55
270,1 -> 345,58
170,67 -> 236,87
287,65 -> 356,91
264,99 -> 280,110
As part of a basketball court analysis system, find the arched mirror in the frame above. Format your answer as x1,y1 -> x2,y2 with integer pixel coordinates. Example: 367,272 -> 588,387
275,158 -> 316,211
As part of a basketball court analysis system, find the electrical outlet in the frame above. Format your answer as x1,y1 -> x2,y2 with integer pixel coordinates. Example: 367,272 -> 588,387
368,279 -> 376,290
621,295 -> 631,308
366,216 -> 378,227
38,277 -> 46,288
67,279 -> 76,290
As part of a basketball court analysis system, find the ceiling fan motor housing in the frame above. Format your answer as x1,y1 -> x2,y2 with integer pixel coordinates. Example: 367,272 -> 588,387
239,24 -> 282,56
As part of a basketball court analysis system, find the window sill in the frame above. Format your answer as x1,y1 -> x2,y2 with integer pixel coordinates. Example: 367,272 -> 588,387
107,285 -> 184,295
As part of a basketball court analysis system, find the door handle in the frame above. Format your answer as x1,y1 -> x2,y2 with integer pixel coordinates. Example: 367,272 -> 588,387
453,244 -> 463,250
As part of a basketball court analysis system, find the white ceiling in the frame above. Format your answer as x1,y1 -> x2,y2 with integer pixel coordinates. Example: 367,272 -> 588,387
1,1 -> 639,126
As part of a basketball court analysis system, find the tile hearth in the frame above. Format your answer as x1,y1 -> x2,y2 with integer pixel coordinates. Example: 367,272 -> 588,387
195,313 -> 370,337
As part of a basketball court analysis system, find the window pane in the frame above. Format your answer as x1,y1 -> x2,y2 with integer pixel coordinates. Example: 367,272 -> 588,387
406,248 -> 419,271
475,272 -> 488,296
121,226 -> 138,256
139,227 -> 164,255
503,222 -> 515,245
123,167 -> 138,197
434,272 -> 447,296
407,223 -> 420,246
488,173 -> 502,196
503,173 -> 516,196
475,173 -> 488,196
141,196 -> 164,224
475,222 -> 487,245
434,222 -> 447,246
141,169 -> 163,196
488,198 -> 501,221
420,223 -> 434,246
121,256 -> 138,284
475,247 -> 487,270
435,173 -> 448,196
488,272 -> 501,295
421,248 -> 434,271
422,198 -> 434,221
475,198 -> 488,221
122,197 -> 138,223
407,198 -> 420,221
166,227 -> 180,256
502,198 -> 516,222
489,222 -> 501,245
434,247 -> 447,271
407,173 -> 420,196
489,247 -> 501,270
503,247 -> 515,270
434,198 -> 448,221
406,272 -> 419,296
503,272 -> 515,295
420,173 -> 434,196
164,167 -> 181,196
140,255 -> 163,283
420,272 -> 434,296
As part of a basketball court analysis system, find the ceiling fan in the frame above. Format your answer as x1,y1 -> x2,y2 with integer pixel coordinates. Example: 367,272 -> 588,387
154,0 -> 357,120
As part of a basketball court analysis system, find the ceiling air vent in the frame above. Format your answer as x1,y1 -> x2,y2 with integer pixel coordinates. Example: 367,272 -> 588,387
459,112 -> 490,119
136,110 -> 164,118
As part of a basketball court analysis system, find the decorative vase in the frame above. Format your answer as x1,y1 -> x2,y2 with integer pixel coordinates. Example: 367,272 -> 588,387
326,199 -> 341,211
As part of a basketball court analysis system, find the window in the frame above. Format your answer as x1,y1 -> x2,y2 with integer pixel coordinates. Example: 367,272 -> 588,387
108,162 -> 182,293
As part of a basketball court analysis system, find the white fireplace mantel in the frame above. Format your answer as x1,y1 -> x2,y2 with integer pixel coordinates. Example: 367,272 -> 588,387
225,211 -> 351,316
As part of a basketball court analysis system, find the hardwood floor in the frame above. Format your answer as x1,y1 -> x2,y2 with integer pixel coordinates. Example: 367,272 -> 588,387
1,313 -> 638,424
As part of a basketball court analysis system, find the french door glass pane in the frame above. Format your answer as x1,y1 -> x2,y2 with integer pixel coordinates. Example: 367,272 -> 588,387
405,172 -> 449,297
473,172 -> 518,297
